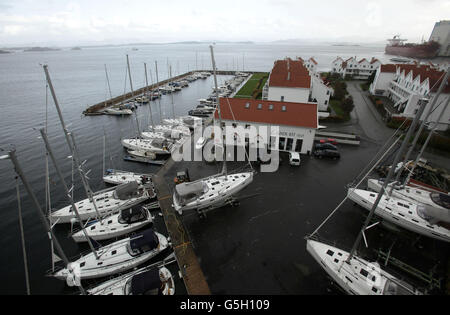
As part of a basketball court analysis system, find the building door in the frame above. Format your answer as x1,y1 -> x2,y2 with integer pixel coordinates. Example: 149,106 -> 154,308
286,138 -> 293,151
295,139 -> 303,153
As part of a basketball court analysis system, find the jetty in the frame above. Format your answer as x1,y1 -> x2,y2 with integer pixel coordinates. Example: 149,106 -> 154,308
83,70 -> 248,116
153,158 -> 211,295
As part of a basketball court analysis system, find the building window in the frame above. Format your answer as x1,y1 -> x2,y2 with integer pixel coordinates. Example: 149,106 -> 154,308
269,104 -> 274,111
232,123 -> 237,128
326,90 -> 330,95
295,139 -> 303,152
282,105 -> 287,112
245,102 -> 250,109
325,100 -> 328,105
257,104 -> 262,110
279,137 -> 286,150
245,124 -> 251,129
281,96 -> 285,102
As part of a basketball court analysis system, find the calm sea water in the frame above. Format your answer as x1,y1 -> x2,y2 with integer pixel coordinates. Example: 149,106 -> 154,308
0,43 -> 392,294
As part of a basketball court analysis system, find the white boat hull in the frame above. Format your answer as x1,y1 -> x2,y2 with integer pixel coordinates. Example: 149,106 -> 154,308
173,172 -> 253,214
71,209 -> 153,242
54,232 -> 168,280
348,188 -> 450,243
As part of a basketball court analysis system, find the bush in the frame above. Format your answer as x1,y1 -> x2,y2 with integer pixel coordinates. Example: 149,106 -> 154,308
341,97 -> 354,113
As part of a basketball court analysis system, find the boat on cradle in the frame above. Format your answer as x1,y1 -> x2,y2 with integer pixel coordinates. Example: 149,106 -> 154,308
88,265 -> 175,295
51,181 -> 155,224
103,169 -> 153,185
367,178 -> 450,214
104,108 -> 133,115
173,172 -> 254,215
121,138 -> 173,155
71,207 -> 153,242
347,188 -> 450,242
53,229 -> 169,280
306,239 -> 422,295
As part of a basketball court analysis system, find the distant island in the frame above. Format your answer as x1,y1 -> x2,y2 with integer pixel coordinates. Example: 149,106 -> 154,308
0,50 -> 11,54
331,44 -> 361,47
24,47 -> 61,52
71,47 -> 82,50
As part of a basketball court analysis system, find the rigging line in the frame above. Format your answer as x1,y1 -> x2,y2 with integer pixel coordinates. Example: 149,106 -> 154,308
350,118 -> 408,186
16,177 -> 31,295
309,135 -> 402,238
225,97 -> 254,171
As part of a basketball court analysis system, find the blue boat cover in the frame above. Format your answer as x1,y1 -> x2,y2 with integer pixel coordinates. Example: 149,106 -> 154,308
130,269 -> 161,295
130,229 -> 159,252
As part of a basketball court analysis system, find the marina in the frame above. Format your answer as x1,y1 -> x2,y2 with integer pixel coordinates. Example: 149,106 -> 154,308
0,39 -> 449,297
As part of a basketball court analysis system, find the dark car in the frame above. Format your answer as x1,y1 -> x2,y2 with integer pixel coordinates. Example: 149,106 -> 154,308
314,143 -> 338,151
314,149 -> 340,160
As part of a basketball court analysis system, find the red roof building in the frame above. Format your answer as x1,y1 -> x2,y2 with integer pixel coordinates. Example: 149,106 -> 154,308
268,58 -> 311,89
216,98 -> 318,129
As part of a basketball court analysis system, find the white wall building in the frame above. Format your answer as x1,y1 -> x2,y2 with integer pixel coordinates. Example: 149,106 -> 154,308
369,63 -> 450,131
429,20 -> 450,57
331,57 -> 382,80
216,98 -> 318,155
263,58 -> 331,112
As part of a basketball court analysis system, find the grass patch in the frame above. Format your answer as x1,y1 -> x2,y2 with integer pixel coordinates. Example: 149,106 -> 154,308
235,72 -> 269,99
328,99 -> 350,122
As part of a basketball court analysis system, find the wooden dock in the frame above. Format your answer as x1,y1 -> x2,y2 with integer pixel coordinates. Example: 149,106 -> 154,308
83,70 -> 254,116
153,158 -> 211,295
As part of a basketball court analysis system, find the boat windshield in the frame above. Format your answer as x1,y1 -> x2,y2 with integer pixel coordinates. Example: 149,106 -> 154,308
430,193 -> 450,210
119,208 -> 147,224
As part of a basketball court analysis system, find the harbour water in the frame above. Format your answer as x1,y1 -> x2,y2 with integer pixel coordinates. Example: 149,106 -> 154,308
2,42 -> 444,295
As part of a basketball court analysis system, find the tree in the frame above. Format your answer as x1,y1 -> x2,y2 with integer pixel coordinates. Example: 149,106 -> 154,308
341,96 -> 354,113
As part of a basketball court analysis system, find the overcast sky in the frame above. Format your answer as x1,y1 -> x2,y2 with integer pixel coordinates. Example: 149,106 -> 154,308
0,0 -> 448,46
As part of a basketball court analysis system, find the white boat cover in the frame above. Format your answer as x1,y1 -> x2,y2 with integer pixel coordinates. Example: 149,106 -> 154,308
114,181 -> 140,200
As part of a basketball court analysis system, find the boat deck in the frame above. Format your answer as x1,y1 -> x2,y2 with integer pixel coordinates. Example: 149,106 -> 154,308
153,159 -> 211,295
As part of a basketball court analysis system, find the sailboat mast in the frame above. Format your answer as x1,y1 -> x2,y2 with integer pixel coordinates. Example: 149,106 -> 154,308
15,177 -> 30,295
43,65 -> 103,223
404,94 -> 450,186
400,68 -> 450,186
7,150 -> 87,295
144,63 -> 155,128
347,95 -> 427,261
209,45 -> 227,176
126,55 -> 134,97
170,65 -> 175,119
155,61 -> 162,122
104,64 -> 113,100
386,97 -> 430,195
40,129 -> 100,259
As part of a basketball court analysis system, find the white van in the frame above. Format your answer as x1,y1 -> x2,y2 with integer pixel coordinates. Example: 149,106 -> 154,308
289,152 -> 301,166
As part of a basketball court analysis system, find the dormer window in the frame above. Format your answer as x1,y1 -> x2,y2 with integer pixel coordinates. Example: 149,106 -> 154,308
269,104 -> 274,111
282,106 -> 287,112
245,102 -> 250,109
257,104 -> 262,110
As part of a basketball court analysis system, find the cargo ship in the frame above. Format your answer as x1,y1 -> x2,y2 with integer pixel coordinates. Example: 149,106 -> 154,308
385,35 -> 440,59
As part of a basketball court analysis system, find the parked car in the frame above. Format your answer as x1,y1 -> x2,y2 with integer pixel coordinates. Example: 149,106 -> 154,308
289,152 -> 301,166
314,149 -> 340,160
314,143 -> 338,151
319,138 -> 338,145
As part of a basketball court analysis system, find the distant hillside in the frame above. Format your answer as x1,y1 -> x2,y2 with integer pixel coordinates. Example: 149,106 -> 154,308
24,47 -> 61,52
